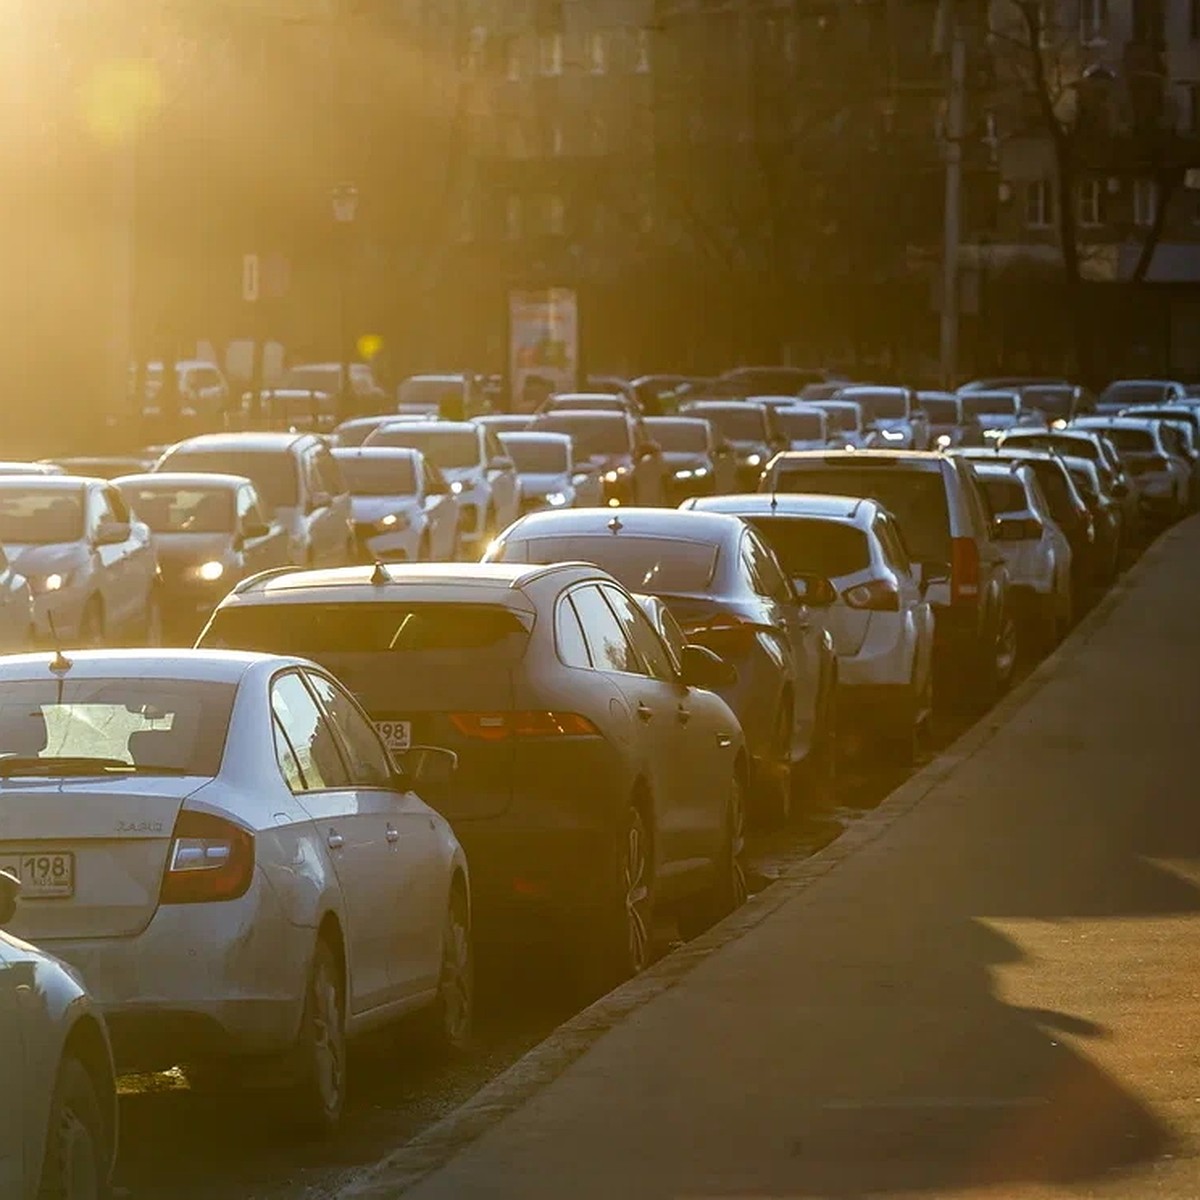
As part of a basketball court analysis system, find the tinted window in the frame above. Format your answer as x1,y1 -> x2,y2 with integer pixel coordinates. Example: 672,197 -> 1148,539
1093,426 -> 1155,453
120,485 -> 234,534
917,396 -> 960,422
743,533 -> 792,602
645,420 -> 708,452
816,404 -> 860,433
0,487 -> 85,543
1024,462 -> 1078,522
367,427 -> 481,469
775,409 -> 826,439
555,597 -> 592,668
687,406 -> 768,442
602,585 -> 676,682
979,476 -> 1028,516
157,448 -> 299,510
874,517 -> 911,574
841,390 -> 907,420
305,672 -> 393,788
1020,388 -> 1076,417
746,516 -> 871,579
502,535 -> 719,593
500,437 -> 570,474
770,468 -> 950,562
570,584 -> 641,674
1099,382 -> 1170,406
961,393 -> 1019,418
270,672 -> 350,790
314,447 -> 346,496
528,413 -> 632,458
336,454 -> 418,496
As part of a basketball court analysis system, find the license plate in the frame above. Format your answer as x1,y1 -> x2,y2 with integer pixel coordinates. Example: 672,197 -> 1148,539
374,720 -> 412,752
0,852 -> 75,899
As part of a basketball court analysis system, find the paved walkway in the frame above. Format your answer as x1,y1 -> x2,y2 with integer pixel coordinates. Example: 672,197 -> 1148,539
346,518 -> 1200,1200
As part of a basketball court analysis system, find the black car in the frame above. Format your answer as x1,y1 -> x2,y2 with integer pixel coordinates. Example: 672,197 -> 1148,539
527,410 -> 665,506
645,416 -> 738,503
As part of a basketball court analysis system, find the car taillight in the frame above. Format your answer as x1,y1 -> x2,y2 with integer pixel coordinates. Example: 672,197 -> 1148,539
950,536 -> 980,605
449,712 -> 599,740
843,578 -> 900,611
160,810 -> 255,905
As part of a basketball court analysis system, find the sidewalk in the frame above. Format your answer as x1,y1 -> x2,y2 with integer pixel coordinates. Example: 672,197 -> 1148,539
346,518 -> 1200,1200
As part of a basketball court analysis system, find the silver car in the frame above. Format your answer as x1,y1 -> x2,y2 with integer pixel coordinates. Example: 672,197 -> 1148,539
0,649 -> 472,1131
0,871 -> 118,1200
500,430 -> 603,513
0,476 -> 160,647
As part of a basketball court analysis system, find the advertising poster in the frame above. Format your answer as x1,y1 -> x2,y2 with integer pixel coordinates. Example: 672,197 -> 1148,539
508,287 -> 578,411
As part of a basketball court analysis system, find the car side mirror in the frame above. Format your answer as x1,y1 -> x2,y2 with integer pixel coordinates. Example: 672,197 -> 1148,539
793,576 -> 838,607
393,745 -> 458,791
679,643 -> 737,690
0,869 -> 19,926
94,520 -> 130,546
918,561 -> 951,592
488,455 -> 514,472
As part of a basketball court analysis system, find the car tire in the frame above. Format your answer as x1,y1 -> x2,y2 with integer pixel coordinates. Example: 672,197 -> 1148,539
800,676 -> 838,809
37,1055 -> 111,1200
284,938 -> 346,1134
583,803 -> 654,994
678,772 -> 747,940
77,598 -> 104,649
752,699 -> 794,829
416,883 -> 473,1055
982,607 -> 1018,700
882,669 -> 926,768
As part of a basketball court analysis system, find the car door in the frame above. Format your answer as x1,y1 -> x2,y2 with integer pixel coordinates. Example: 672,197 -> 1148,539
422,460 -> 458,559
271,670 -> 397,1014
0,942 -> 24,1194
743,531 -> 820,755
313,443 -> 352,564
876,512 -> 933,693
305,671 -> 444,999
482,429 -> 518,527
105,485 -> 155,622
236,485 -> 285,573
85,485 -> 130,628
603,584 -> 726,872
630,418 -> 664,505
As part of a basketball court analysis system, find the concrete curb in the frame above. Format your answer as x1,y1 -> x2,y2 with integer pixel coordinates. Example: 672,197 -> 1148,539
330,522 -> 1185,1200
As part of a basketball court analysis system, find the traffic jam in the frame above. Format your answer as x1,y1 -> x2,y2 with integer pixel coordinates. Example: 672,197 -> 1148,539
1,370 -> 1194,1198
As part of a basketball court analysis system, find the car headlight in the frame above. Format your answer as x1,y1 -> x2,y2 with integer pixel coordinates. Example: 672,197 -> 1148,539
34,571 -> 69,594
604,468 -> 628,483
375,512 -> 410,532
1052,418 -> 1067,430
936,433 -> 952,449
186,560 -> 226,583
545,491 -> 569,507
880,429 -> 905,442
674,468 -> 695,480
450,480 -> 465,495
743,454 -> 763,467
983,428 -> 1003,439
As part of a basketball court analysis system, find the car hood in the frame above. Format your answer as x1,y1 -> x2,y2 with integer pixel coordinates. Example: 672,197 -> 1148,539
351,495 -> 420,523
517,472 -> 572,496
153,531 -> 236,570
6,543 -> 87,576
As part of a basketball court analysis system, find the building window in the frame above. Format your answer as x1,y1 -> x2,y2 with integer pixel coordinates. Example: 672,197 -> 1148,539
1133,177 -> 1158,226
632,28 -> 651,74
1079,0 -> 1109,43
538,32 -> 563,76
1025,178 -> 1054,228
1077,178 -> 1104,226
505,38 -> 522,82
586,30 -> 607,74
545,194 -> 566,237
505,194 -> 522,241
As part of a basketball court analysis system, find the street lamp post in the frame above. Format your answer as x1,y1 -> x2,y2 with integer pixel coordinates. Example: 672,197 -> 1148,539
331,182 -> 359,424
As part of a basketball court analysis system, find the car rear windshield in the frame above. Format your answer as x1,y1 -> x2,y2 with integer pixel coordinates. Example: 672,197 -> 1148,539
775,409 -> 826,439
917,396 -> 959,422
157,449 -> 299,510
744,517 -> 870,579
961,393 -> 1019,418
0,488 -> 84,544
333,420 -> 387,448
120,485 -> 234,533
1100,383 -> 1170,406
502,535 -> 720,593
1020,388 -> 1076,417
529,414 -> 632,458
500,438 -> 569,473
841,390 -> 907,421
337,456 -> 418,496
202,603 -> 530,660
0,679 -> 234,776
368,427 -> 480,470
1024,462 -> 1078,520
1005,432 -> 1099,462
771,467 -> 950,562
979,477 -> 1027,516
816,404 -> 859,433
1093,426 -> 1156,453
688,406 -> 768,442
646,421 -> 708,452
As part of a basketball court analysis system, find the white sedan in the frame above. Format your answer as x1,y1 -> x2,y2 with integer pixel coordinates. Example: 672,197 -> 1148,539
334,446 -> 459,562
0,871 -> 118,1199
0,476 -> 160,647
0,649 -> 473,1131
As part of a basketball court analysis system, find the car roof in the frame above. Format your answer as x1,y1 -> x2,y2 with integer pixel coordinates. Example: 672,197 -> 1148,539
498,431 -> 571,444
331,445 -> 419,459
163,432 -> 310,452
690,493 -> 873,522
0,474 -> 94,489
376,420 -> 477,434
0,648 -> 283,686
1103,378 -> 1179,387
406,373 -> 465,383
551,392 -> 627,402
836,385 -> 907,395
645,416 -> 708,426
769,449 -> 946,469
1075,416 -> 1159,429
114,472 -> 250,489
970,459 -> 1028,478
684,400 -> 767,412
501,506 -> 747,545
810,399 -> 861,410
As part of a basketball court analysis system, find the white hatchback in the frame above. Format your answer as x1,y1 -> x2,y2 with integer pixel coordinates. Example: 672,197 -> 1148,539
682,493 -> 935,763
0,650 -> 472,1131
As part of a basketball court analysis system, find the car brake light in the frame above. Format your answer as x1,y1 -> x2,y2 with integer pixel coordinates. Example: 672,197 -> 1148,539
160,810 -> 255,905
843,578 -> 900,611
449,712 -> 599,740
950,536 -> 980,605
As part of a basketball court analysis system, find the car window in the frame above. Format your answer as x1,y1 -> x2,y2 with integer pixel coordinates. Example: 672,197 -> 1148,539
743,532 -> 792,602
238,487 -> 269,529
88,487 -> 116,530
483,430 -> 504,462
314,446 -> 347,497
1161,426 -> 1187,456
273,715 -> 307,793
958,465 -> 994,540
105,487 -> 131,523
304,672 -> 393,789
569,584 -> 642,675
270,671 -> 351,791
601,585 -> 677,682
555,596 -> 592,668
300,449 -> 322,500
873,516 -> 909,574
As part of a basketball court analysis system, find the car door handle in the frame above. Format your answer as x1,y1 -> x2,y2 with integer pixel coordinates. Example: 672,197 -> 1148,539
327,830 -> 344,850
676,705 -> 691,725
386,824 -> 400,844
636,702 -> 653,722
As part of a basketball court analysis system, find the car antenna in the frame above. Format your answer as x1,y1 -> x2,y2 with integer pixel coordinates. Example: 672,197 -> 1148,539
607,515 -> 623,533
770,491 -> 778,513
46,612 -> 71,676
370,561 -> 390,585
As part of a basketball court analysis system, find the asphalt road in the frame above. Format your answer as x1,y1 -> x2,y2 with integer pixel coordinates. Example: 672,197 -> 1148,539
109,554 -> 1135,1200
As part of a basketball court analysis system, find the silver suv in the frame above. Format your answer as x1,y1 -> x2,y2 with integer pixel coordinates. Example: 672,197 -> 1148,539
760,450 -> 1016,713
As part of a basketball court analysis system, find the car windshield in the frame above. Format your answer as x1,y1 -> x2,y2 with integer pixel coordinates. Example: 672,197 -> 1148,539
771,468 -> 950,561
646,421 -> 708,452
368,427 -> 480,469
843,390 -> 908,420
500,438 -> 569,474
817,404 -> 859,433
120,486 -> 234,533
337,456 -> 418,496
501,534 -> 720,593
743,517 -> 870,579
690,406 -> 767,442
917,396 -> 960,423
282,366 -> 339,393
775,409 -> 826,440
1020,388 -> 1076,417
1005,432 -> 1100,462
1091,426 -> 1156,453
0,679 -> 234,776
399,378 -> 462,408
156,449 -> 299,510
961,393 -> 1019,418
1100,382 -> 1171,406
0,488 -> 84,543
333,420 -> 388,448
529,414 -> 632,458
979,476 -> 1028,516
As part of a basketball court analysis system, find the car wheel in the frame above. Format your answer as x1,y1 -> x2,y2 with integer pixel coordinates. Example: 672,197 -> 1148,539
285,938 -> 346,1134
984,608 -> 1018,698
37,1056 -> 111,1200
77,598 -> 104,649
801,677 -> 838,808
678,772 -> 747,939
882,671 -> 924,768
753,701 -> 794,829
585,803 -> 654,992
418,883 -> 473,1055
